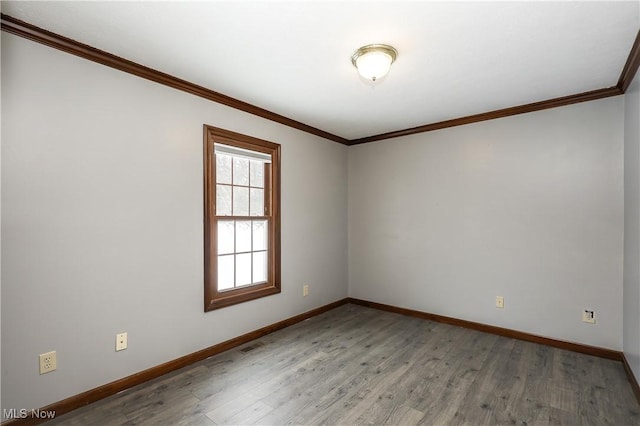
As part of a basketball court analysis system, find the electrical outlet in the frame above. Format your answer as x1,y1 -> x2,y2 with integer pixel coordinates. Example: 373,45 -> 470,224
303,285 -> 309,297
39,351 -> 57,374
496,296 -> 504,308
116,332 -> 128,351
582,310 -> 596,324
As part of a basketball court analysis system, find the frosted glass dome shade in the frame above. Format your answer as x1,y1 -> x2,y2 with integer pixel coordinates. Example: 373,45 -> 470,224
351,44 -> 398,82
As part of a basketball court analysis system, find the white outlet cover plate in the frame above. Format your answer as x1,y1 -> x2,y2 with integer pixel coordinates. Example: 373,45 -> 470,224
39,351 -> 57,374
116,332 -> 128,351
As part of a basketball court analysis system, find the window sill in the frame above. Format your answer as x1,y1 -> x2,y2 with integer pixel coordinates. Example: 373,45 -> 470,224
205,284 -> 281,311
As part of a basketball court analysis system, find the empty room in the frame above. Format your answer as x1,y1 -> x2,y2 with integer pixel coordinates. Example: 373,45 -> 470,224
2,1 -> 640,424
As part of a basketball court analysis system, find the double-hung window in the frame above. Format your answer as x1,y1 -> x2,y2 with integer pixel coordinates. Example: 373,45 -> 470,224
203,125 -> 281,311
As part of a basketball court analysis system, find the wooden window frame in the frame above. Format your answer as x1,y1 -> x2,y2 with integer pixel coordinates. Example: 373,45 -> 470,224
203,125 -> 281,311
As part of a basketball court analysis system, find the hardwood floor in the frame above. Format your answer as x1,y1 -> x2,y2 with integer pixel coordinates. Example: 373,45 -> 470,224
48,304 -> 640,425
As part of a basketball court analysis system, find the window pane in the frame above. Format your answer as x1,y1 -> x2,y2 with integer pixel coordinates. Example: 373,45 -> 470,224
250,188 -> 264,216
253,251 -> 267,283
217,221 -> 234,255
233,157 -> 249,186
250,161 -> 264,188
218,255 -> 234,290
236,220 -> 251,253
233,186 -> 249,216
216,154 -> 232,184
216,185 -> 232,216
253,220 -> 268,251
236,253 -> 252,286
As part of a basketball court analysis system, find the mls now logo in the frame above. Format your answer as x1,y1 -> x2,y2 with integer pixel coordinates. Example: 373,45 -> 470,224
3,408 -> 55,419
3,409 -> 28,419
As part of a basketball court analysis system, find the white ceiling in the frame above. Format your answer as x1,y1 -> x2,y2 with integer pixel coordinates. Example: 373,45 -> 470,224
3,1 -> 639,140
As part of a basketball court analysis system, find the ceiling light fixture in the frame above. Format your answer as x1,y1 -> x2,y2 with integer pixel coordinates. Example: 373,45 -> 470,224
351,44 -> 398,82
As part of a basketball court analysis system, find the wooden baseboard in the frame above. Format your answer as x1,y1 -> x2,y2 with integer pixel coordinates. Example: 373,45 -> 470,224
352,297 -> 640,405
2,298 -> 350,425
5,297 -> 635,424
347,297 -> 622,361
622,353 -> 640,406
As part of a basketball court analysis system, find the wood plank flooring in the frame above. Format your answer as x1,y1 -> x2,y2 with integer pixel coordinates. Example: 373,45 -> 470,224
48,304 -> 640,425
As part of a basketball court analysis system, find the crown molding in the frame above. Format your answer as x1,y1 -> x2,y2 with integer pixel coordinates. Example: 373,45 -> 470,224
1,14 -> 638,147
348,86 -> 623,145
618,29 -> 640,93
352,28 -> 638,144
0,14 -> 349,145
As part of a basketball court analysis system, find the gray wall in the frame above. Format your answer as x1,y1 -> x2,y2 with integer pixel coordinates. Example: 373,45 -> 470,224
348,97 -> 624,350
1,34 -> 348,412
624,70 -> 640,380
2,24 -> 636,414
